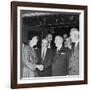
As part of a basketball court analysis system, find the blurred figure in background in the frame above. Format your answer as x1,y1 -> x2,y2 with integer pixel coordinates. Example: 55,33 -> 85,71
63,34 -> 68,41
64,37 -> 72,50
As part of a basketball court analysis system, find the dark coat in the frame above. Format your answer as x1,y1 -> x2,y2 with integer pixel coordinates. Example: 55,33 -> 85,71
68,43 -> 79,75
52,47 -> 70,76
37,48 -> 53,77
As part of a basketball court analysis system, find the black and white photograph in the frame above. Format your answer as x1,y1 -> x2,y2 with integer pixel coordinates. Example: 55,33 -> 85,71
20,10 -> 80,78
19,7 -> 83,81
11,1 -> 87,88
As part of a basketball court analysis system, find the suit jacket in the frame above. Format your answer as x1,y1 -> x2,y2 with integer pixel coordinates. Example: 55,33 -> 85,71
37,48 -> 53,77
47,42 -> 55,49
68,43 -> 79,75
52,47 -> 70,76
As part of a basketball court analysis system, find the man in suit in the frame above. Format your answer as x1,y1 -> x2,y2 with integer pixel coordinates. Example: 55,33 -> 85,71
45,33 -> 54,49
37,39 -> 53,77
68,28 -> 79,75
52,36 -> 70,76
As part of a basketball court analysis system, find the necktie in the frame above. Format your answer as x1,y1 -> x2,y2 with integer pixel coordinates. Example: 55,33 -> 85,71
72,43 -> 75,53
42,49 -> 45,60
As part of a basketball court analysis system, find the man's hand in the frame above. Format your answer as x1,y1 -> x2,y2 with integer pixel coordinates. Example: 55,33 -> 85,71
36,65 -> 44,71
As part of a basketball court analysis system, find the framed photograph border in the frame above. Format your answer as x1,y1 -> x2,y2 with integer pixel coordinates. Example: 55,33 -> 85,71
11,1 -> 88,89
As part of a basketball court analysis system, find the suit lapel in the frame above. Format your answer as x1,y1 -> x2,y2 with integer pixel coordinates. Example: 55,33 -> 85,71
53,48 -> 63,62
42,48 -> 49,64
73,43 -> 79,54
76,43 -> 79,50
36,48 -> 42,64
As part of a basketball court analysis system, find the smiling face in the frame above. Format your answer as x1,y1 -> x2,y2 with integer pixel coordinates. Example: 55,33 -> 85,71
29,36 -> 38,47
42,39 -> 48,48
46,34 -> 52,43
54,36 -> 63,48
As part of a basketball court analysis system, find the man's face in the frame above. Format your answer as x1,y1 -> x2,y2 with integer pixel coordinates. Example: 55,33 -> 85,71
42,39 -> 48,48
47,34 -> 52,43
70,28 -> 79,43
64,38 -> 71,47
63,34 -> 67,39
70,31 -> 79,43
54,36 -> 63,48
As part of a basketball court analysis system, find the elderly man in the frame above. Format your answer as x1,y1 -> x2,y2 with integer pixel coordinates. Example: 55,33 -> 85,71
69,28 -> 79,75
52,36 -> 70,76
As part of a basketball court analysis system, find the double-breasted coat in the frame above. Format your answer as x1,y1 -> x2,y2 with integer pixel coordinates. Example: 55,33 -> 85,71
52,47 -> 70,76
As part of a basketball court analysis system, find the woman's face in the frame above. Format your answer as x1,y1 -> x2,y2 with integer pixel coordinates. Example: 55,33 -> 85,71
30,36 -> 38,47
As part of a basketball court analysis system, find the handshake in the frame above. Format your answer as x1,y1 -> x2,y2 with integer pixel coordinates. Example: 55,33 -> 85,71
36,65 -> 44,71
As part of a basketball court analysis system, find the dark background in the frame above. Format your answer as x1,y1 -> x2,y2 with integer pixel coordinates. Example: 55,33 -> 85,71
21,10 -> 80,47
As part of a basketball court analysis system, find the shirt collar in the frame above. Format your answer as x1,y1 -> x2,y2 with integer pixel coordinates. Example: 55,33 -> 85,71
75,40 -> 79,48
57,45 -> 62,51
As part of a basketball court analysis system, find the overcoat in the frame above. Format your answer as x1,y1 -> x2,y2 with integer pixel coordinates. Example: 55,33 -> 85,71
68,43 -> 79,75
52,47 -> 70,76
22,45 -> 38,78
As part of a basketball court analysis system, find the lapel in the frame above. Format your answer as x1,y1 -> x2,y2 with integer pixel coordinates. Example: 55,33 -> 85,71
75,42 -> 79,50
74,42 -> 79,54
44,48 -> 49,60
71,43 -> 79,60
36,48 -> 42,64
53,47 -> 63,61
41,48 -> 49,64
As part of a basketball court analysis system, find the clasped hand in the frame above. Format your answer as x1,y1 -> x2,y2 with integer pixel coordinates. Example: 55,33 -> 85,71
36,65 -> 44,71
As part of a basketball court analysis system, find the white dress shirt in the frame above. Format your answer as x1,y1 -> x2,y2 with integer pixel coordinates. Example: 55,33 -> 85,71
56,45 -> 62,52
75,40 -> 79,48
41,47 -> 47,60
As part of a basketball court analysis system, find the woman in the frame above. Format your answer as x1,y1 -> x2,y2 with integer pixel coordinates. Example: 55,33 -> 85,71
22,36 -> 39,78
